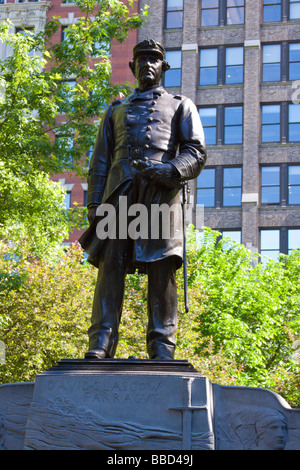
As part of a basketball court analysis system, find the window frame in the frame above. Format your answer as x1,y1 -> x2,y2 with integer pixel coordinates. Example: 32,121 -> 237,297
196,165 -> 243,208
260,164 -> 300,206
288,165 -> 300,205
199,45 -> 244,86
165,0 -> 184,29
263,0 -> 282,22
262,41 -> 300,82
289,42 -> 300,81
200,0 -> 245,27
262,43 -> 282,82
289,0 -> 300,20
260,165 -> 281,205
199,104 -> 243,146
221,230 -> 242,244
261,102 -> 300,144
260,227 -> 300,261
163,49 -> 182,88
199,107 -> 218,145
261,103 -> 281,143
64,191 -> 72,209
196,167 -> 216,207
262,0 -> 300,22
223,105 -> 243,145
199,47 -> 218,86
222,166 -> 243,207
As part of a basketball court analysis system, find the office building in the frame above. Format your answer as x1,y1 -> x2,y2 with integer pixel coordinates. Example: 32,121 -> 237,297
138,0 -> 300,259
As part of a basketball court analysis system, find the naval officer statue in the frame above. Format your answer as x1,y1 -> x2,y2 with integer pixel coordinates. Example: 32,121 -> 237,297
79,39 -> 206,360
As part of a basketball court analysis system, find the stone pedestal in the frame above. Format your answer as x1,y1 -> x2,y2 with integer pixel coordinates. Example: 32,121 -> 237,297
0,359 -> 299,450
24,359 -> 214,451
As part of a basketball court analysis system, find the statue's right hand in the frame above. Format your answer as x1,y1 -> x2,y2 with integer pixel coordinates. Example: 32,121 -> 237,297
88,207 -> 97,224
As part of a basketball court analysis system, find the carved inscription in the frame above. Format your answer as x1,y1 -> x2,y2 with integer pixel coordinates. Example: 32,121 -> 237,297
46,378 -> 162,405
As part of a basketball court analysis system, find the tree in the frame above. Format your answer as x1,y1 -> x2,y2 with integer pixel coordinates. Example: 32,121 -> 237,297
187,227 -> 300,404
0,0 -> 148,259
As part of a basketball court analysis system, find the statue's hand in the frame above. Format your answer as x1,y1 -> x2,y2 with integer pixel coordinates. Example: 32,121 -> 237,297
131,160 -> 182,189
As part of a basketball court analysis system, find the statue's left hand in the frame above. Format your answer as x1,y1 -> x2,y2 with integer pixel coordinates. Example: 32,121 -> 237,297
131,160 -> 182,189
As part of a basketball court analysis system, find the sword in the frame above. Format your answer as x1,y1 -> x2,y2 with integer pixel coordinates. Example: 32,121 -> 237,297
182,182 -> 190,313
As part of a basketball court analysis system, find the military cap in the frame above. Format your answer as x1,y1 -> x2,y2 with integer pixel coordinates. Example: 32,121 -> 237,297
132,39 -> 165,60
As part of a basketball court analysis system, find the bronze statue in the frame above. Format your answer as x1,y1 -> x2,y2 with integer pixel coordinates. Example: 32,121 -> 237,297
79,39 -> 206,360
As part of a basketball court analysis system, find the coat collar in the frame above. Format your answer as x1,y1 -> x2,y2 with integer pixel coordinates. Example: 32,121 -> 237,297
129,86 -> 165,101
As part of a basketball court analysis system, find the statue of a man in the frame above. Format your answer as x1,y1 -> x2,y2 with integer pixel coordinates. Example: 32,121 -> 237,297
79,39 -> 206,360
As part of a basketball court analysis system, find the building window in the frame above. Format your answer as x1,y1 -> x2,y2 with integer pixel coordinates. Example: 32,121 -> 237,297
260,229 -> 281,261
58,80 -> 76,113
225,46 -> 244,83
224,105 -> 243,144
289,103 -> 300,142
164,50 -> 182,87
201,0 -> 244,26
199,105 -> 243,145
91,39 -> 111,57
56,136 -> 74,165
260,164 -> 300,205
201,0 -> 219,26
165,0 -> 184,29
61,26 -> 68,42
263,1 -> 300,23
290,0 -> 300,19
261,105 -> 281,142
288,166 -> 300,204
261,166 -> 281,204
262,44 -> 281,81
199,107 -> 217,145
199,46 -> 244,85
223,167 -> 242,206
64,191 -> 71,209
263,0 -> 282,22
222,230 -> 242,244
261,103 -> 300,143
199,48 -> 218,85
227,0 -> 245,24
289,43 -> 300,80
197,166 -> 242,207
288,229 -> 300,253
197,168 -> 216,207
260,228 -> 300,261
262,42 -> 300,82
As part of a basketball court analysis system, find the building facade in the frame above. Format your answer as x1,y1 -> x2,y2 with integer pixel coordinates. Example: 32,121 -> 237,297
1,0 -> 300,259
0,0 -> 138,245
138,0 -> 300,260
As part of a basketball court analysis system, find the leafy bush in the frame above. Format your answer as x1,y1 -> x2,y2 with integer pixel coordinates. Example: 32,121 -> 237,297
0,227 -> 299,407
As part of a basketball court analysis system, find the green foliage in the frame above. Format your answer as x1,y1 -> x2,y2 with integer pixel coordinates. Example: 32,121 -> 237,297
0,227 -> 299,407
187,227 -> 300,405
0,0 -> 146,258
0,242 -> 96,383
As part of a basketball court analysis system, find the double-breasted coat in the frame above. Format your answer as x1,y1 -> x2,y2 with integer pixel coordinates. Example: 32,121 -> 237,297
79,86 -> 206,272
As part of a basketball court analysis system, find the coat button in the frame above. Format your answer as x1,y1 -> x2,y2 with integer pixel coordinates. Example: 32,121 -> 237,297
146,134 -> 151,140
148,117 -> 153,122
149,108 -> 154,113
146,126 -> 151,131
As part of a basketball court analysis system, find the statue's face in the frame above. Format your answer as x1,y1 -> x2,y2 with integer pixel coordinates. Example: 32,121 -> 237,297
134,53 -> 164,90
